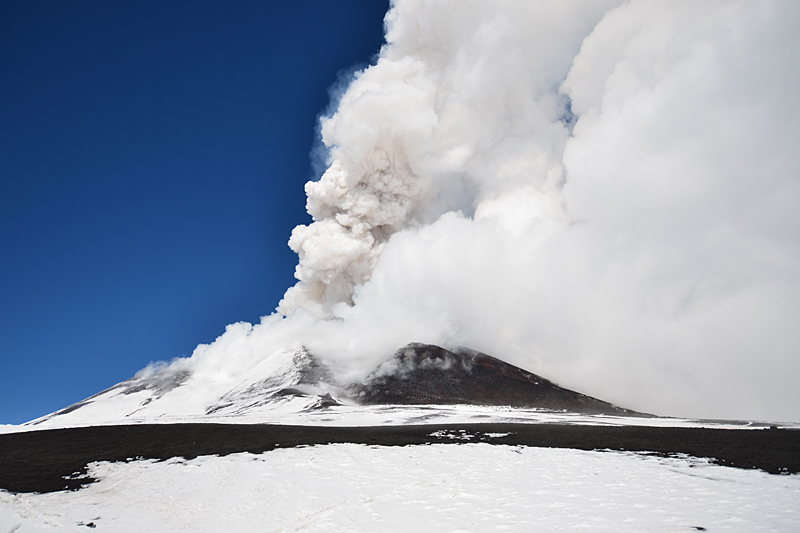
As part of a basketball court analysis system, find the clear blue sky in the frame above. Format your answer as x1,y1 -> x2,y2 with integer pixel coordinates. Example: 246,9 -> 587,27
0,0 -> 390,424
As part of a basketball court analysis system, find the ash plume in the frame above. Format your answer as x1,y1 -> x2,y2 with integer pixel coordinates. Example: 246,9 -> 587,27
145,0 -> 800,422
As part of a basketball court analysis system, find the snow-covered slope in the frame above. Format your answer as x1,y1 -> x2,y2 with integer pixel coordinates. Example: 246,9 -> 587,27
2,444 -> 799,532
26,345 -> 342,429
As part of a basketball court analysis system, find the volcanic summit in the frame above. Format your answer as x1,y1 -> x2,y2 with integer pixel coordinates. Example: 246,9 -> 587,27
352,344 -> 638,415
26,343 -> 639,429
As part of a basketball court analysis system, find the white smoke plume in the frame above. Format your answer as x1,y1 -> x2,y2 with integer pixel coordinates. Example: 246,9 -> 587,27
154,0 -> 800,422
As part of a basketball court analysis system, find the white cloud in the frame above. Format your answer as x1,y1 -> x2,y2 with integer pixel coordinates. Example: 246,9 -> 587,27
161,0 -> 800,422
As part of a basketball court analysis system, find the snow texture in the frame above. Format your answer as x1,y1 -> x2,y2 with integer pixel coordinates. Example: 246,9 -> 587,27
1,444 -> 798,532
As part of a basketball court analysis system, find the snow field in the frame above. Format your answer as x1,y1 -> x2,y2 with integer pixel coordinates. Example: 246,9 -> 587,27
1,443 -> 798,532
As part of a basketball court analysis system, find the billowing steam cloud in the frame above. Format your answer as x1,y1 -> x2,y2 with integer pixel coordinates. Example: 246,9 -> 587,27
155,0 -> 800,422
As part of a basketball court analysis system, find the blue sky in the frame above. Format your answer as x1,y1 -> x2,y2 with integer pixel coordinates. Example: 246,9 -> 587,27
0,1 -> 389,424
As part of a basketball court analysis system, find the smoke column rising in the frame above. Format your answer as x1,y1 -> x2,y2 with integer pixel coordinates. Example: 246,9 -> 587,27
154,0 -> 800,421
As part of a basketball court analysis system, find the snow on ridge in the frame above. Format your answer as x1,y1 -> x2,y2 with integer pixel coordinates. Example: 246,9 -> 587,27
9,402 -> 797,435
203,345 -> 338,416
21,345 -> 339,430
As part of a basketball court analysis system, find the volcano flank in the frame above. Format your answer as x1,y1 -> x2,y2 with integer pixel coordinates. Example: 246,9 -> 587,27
27,342 -> 640,428
353,344 -> 639,416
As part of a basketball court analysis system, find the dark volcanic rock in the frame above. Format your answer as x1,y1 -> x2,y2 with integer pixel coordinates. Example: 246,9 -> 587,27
2,423 -> 798,493
350,343 -> 640,415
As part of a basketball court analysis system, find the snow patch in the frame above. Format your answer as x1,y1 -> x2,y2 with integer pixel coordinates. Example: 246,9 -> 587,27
1,444 -> 798,531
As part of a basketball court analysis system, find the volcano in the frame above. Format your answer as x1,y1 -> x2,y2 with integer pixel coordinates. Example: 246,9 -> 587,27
353,344 -> 639,416
26,343 -> 639,429
4,343 -> 799,501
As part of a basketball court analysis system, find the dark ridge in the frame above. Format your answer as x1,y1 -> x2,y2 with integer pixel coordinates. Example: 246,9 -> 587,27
1,423 -> 797,493
351,343 -> 640,415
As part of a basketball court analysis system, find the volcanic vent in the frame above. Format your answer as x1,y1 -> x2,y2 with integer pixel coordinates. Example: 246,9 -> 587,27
352,343 -> 639,416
